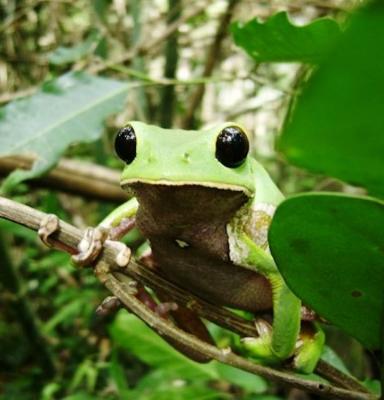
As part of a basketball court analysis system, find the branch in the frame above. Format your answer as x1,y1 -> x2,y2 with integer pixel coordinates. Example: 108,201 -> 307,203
0,196 -> 375,400
0,155 -> 128,202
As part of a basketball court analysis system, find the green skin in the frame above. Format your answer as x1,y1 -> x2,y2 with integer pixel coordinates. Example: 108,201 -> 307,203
103,121 -> 324,372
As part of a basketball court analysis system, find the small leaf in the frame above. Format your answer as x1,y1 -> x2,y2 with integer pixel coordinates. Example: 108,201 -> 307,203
279,1 -> 384,195
0,72 -> 129,185
232,12 -> 340,63
48,31 -> 102,65
269,193 -> 384,350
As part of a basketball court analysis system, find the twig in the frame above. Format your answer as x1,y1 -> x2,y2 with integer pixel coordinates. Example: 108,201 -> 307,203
89,1 -> 211,75
0,155 -> 127,202
159,0 -> 181,128
0,196 -> 375,399
182,0 -> 241,129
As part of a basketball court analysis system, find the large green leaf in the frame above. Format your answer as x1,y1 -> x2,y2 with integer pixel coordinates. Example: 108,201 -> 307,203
0,72 -> 129,184
231,12 -> 340,63
279,1 -> 384,196
269,193 -> 384,350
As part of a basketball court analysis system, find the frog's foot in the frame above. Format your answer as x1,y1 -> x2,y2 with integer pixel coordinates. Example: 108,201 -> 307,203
96,296 -> 122,317
71,226 -> 109,266
71,226 -> 132,284
241,319 -> 282,365
38,214 -> 60,247
242,319 -> 324,373
293,322 -> 325,374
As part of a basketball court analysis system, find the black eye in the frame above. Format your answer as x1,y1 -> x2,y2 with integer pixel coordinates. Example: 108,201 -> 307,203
115,125 -> 136,164
215,126 -> 249,168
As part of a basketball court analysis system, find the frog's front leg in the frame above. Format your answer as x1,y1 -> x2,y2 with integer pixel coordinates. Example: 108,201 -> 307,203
64,198 -> 137,267
38,200 -> 137,278
239,234 -> 324,373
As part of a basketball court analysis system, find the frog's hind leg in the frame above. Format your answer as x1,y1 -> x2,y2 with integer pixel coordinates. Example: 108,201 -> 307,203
242,273 -> 324,372
242,273 -> 302,365
237,234 -> 324,372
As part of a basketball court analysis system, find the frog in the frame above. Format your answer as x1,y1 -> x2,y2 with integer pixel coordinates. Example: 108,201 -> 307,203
39,121 -> 324,372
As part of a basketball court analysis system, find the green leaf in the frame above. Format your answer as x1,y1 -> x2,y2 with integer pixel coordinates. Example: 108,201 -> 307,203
62,393 -> 97,400
214,363 -> 267,394
48,31 -> 102,65
279,1 -> 384,196
110,312 -> 267,394
108,349 -> 129,394
110,312 -> 218,380
269,193 -> 384,350
320,346 -> 350,375
129,370 -> 223,400
0,219 -> 36,241
0,72 -> 129,185
232,12 -> 340,63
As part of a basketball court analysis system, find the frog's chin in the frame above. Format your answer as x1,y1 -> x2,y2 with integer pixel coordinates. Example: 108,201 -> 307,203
121,178 -> 252,197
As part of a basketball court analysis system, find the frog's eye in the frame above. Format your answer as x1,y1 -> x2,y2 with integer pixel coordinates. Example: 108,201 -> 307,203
115,125 -> 137,164
215,126 -> 249,168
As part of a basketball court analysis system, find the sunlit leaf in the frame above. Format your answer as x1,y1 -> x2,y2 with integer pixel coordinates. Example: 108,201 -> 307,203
0,72 -> 129,185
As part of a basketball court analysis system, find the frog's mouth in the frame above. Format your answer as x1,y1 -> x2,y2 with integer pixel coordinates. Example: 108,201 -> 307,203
121,178 -> 251,197
127,182 -> 249,223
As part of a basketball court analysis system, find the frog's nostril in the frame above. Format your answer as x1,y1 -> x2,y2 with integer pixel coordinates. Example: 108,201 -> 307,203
183,152 -> 190,162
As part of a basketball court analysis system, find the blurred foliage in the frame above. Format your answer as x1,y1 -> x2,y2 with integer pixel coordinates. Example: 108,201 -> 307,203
0,0 -> 379,399
279,0 -> 384,197
269,0 -> 384,357
0,72 -> 129,187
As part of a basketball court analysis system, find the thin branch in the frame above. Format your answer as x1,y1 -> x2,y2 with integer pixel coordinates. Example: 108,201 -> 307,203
159,0 -> 181,128
88,1 -> 211,75
0,196 -> 375,400
182,0 -> 241,129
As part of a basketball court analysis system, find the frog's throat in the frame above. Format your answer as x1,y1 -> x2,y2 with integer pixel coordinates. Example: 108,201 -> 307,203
121,179 -> 252,197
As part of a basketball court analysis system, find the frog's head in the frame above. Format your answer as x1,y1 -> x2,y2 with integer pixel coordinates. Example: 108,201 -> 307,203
115,121 -> 256,197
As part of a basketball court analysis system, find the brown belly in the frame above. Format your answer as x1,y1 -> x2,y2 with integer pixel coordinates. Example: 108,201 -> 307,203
151,238 -> 273,312
130,183 -> 273,313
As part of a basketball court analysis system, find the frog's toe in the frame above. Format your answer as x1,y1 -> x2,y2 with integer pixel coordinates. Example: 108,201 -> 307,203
293,323 -> 325,374
241,319 -> 281,364
38,214 -> 60,247
71,226 -> 109,266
